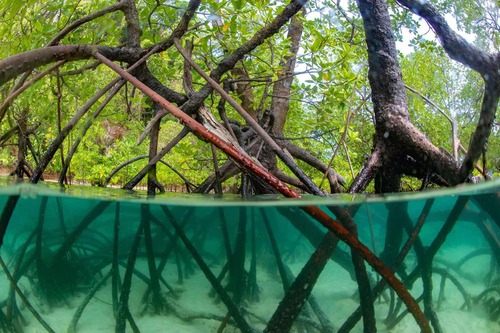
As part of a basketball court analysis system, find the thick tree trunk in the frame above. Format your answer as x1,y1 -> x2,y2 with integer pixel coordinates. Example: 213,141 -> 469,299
269,9 -> 304,136
353,0 -> 499,191
147,104 -> 162,194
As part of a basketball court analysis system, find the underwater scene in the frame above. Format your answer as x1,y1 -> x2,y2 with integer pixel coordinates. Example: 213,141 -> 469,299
0,180 -> 498,333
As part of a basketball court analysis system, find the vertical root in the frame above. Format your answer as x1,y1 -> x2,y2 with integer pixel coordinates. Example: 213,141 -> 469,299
0,256 -> 55,333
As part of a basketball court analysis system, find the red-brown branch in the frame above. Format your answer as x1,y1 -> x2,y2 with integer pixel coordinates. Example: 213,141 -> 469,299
94,51 -> 431,333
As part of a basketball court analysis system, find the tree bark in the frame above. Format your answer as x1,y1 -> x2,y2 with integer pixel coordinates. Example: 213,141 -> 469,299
396,0 -> 500,185
147,104 -> 162,194
14,108 -> 29,178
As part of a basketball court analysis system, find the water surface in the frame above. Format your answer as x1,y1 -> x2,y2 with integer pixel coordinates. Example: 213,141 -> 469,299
0,179 -> 498,332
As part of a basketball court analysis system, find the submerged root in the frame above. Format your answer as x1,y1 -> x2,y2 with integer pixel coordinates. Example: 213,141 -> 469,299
484,296 -> 500,322
67,270 -> 111,333
139,290 -> 175,316
0,256 -> 55,333
0,308 -> 22,333
472,286 -> 500,322
140,292 -> 237,330
28,249 -> 97,308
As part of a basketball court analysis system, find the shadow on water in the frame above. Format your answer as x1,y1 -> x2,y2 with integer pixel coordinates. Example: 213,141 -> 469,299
0,178 -> 498,333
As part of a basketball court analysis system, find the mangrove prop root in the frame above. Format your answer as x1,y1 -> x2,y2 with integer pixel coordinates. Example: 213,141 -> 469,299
95,51 -> 431,333
174,249 -> 183,284
147,211 -> 194,294
126,310 -> 141,333
385,289 -> 396,323
219,208 -> 233,263
229,207 -> 247,304
426,197 -> 469,260
209,261 -> 230,298
472,287 -> 500,304
386,295 -> 424,330
431,267 -> 472,311
140,204 -> 164,313
477,220 -> 500,268
437,273 -> 447,310
262,208 -> 334,332
261,209 -> 290,292
161,206 -> 255,333
265,232 -> 339,333
6,228 -> 37,321
248,214 -> 259,302
0,256 -> 56,333
456,248 -> 492,269
217,312 -> 231,333
339,198 -> 435,333
471,287 -> 500,319
329,206 -> 376,332
0,308 -> 17,333
52,201 -> 112,266
307,294 -> 335,333
0,195 -> 19,248
116,209 -> 145,333
112,202 -> 120,317
67,270 -> 112,333
387,197 -> 468,332
35,197 -> 49,303
118,259 -> 177,300
420,197 -> 468,333
421,262 -> 444,333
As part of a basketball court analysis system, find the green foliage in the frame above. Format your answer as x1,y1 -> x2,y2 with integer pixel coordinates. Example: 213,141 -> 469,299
401,49 -> 499,177
401,51 -> 455,148
0,0 -> 497,191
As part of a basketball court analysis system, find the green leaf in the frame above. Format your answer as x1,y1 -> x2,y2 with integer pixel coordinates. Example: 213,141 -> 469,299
7,0 -> 23,19
231,0 -> 244,10
311,36 -> 324,53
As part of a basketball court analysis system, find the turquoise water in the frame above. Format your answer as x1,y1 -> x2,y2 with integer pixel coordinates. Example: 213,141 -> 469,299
0,179 -> 498,332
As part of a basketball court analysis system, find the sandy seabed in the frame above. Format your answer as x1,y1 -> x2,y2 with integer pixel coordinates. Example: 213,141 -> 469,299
1,243 -> 498,333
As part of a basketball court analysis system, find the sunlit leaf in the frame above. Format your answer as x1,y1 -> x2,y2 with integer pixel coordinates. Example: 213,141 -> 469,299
231,0 -> 244,10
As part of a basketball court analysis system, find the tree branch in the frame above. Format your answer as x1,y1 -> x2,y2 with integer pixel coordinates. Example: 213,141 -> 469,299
282,140 -> 345,192
348,139 -> 382,193
396,0 -> 499,75
58,61 -> 101,76
121,0 -> 142,48
49,1 -> 127,46
30,44 -> 161,183
0,45 -> 133,86
135,65 -> 188,106
179,0 -> 309,115
457,78 -> 500,182
146,0 -> 201,54
59,80 -> 127,184
123,127 -> 190,190
272,169 -> 309,192
0,60 -> 66,123
0,0 -> 200,88
174,36 -> 324,195
396,0 -> 500,183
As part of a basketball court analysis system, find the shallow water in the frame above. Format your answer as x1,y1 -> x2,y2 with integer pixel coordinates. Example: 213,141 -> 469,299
0,179 -> 498,333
